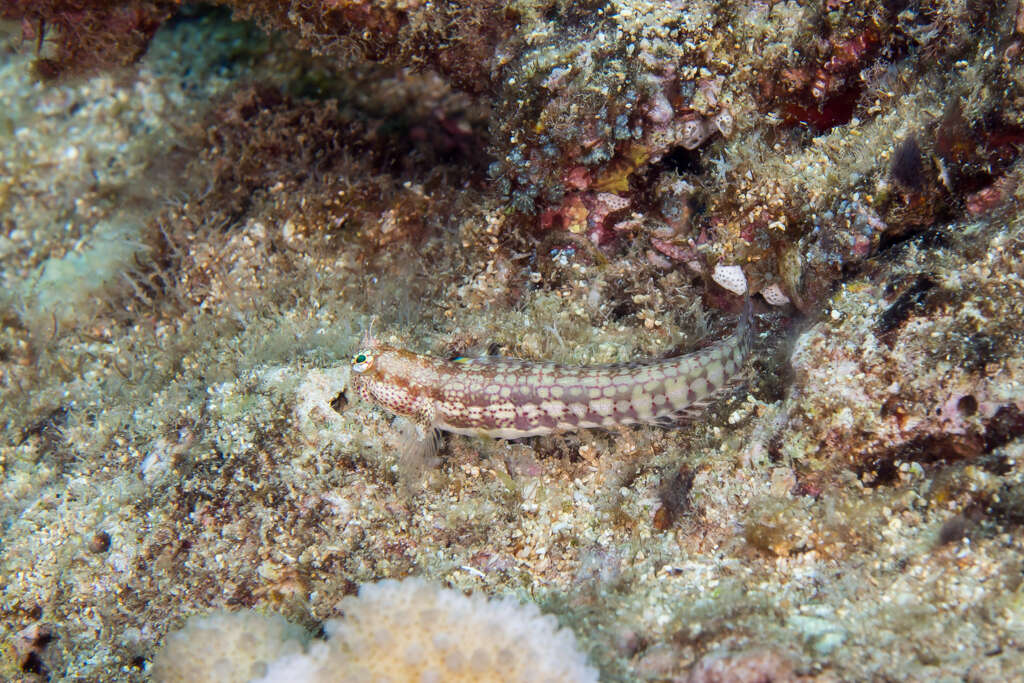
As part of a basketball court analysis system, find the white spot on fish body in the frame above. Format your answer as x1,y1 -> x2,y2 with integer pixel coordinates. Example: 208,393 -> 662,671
591,398 -> 614,416
541,400 -> 566,417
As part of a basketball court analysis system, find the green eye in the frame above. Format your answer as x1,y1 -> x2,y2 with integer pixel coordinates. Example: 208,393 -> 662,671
352,352 -> 374,373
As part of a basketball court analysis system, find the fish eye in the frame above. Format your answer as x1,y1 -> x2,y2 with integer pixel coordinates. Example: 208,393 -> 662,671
351,352 -> 374,373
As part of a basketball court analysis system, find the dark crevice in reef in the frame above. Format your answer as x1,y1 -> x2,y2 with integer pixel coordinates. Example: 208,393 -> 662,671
659,146 -> 704,177
859,405 -> 1024,489
872,274 -> 937,343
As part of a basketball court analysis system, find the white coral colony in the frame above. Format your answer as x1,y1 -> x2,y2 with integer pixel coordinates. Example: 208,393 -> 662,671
152,578 -> 599,683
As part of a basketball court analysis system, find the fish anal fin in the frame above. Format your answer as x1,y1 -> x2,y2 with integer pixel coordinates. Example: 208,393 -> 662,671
652,402 -> 713,428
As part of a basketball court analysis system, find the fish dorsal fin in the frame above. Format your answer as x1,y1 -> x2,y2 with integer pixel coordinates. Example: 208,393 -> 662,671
450,355 -> 554,369
450,342 -> 508,363
360,316 -> 381,351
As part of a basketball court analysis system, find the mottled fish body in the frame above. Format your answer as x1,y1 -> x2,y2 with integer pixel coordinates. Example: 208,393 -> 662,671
349,303 -> 753,442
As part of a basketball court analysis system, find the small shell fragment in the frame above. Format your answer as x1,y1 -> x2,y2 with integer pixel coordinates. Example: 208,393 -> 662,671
679,115 -> 711,150
761,283 -> 791,306
712,263 -> 748,295
595,193 -> 631,211
712,108 -> 734,137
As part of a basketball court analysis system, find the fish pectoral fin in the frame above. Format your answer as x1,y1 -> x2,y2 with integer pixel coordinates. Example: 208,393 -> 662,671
389,418 -> 444,494
393,417 -> 444,466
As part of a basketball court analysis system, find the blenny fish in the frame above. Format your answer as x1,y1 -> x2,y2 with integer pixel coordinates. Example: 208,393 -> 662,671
349,302 -> 753,452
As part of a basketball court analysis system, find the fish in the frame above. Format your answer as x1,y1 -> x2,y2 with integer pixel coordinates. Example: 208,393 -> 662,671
349,301 -> 753,456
